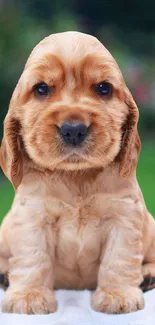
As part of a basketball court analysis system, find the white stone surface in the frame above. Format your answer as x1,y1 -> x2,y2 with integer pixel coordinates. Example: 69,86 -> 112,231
0,288 -> 155,325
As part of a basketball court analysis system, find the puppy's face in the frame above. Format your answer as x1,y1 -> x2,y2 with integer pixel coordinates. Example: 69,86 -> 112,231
1,32 -> 140,187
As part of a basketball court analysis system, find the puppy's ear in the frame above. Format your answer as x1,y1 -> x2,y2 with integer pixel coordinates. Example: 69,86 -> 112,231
119,88 -> 141,178
0,115 -> 23,190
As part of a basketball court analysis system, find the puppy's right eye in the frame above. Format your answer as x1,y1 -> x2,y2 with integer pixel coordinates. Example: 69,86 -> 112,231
95,81 -> 112,97
34,82 -> 50,97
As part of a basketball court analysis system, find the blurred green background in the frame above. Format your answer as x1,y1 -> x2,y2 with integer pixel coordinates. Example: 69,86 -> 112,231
0,0 -> 155,222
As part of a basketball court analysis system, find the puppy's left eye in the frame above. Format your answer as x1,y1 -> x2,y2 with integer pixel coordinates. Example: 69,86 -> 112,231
95,82 -> 112,96
34,82 -> 50,97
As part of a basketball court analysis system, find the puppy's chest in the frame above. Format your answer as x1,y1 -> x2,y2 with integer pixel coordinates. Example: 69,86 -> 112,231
45,191 -> 107,262
45,190 -> 107,230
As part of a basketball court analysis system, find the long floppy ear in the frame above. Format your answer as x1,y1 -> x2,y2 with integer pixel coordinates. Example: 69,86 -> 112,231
0,115 -> 23,190
119,87 -> 141,178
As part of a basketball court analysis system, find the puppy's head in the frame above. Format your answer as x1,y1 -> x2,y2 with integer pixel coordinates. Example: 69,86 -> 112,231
0,31 -> 140,189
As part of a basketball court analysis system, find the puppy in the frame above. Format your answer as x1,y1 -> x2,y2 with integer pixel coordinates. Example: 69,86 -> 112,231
0,31 -> 155,315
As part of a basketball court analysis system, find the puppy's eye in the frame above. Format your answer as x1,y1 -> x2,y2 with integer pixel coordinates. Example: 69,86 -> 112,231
96,82 -> 112,96
34,82 -> 50,97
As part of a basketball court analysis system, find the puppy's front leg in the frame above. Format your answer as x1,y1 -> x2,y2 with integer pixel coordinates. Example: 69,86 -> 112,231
91,219 -> 144,314
2,212 -> 57,314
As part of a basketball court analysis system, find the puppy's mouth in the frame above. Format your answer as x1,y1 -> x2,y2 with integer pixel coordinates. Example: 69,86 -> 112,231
59,147 -> 88,163
65,152 -> 85,162
55,141 -> 93,169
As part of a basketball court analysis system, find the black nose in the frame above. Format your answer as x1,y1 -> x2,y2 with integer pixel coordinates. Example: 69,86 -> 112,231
60,122 -> 88,145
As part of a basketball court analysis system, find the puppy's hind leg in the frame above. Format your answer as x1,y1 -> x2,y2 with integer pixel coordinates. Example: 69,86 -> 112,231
0,231 -> 10,289
141,215 -> 155,291
140,263 -> 155,292
0,234 -> 9,273
0,214 -> 12,274
0,214 -> 12,289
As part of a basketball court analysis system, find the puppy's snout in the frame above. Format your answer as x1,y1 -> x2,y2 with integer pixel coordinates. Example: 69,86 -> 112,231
60,122 -> 88,145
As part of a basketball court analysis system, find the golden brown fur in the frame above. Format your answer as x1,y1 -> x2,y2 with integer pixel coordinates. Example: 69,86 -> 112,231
0,31 -> 155,314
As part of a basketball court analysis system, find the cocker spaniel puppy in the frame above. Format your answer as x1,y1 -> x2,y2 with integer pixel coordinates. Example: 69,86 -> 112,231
0,31 -> 155,315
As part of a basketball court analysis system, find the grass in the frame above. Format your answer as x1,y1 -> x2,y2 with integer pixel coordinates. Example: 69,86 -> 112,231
0,181 -> 14,222
137,144 -> 155,214
0,143 -> 155,223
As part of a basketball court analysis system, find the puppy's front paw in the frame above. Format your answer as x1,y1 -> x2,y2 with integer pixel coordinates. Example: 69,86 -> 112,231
2,286 -> 57,314
91,286 -> 144,314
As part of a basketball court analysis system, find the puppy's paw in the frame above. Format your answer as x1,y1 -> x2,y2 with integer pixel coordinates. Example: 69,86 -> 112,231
2,286 -> 57,314
91,286 -> 144,314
